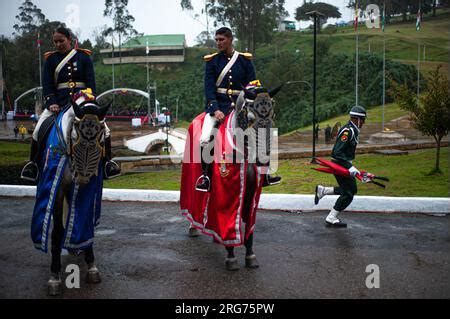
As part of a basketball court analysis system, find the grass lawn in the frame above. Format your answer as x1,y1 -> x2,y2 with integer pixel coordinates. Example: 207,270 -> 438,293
0,141 -> 29,166
1,141 -> 448,198
261,9 -> 450,64
105,147 -> 449,198
285,102 -> 407,135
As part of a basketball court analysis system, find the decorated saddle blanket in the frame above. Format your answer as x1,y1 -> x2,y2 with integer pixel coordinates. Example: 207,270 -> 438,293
31,108 -> 103,253
180,112 -> 264,247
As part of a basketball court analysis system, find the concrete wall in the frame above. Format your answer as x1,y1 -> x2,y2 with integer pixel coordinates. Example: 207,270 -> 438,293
1,185 -> 448,215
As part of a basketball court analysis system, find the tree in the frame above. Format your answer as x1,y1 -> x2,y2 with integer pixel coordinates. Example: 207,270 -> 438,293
295,2 -> 341,33
103,0 -> 138,84
392,66 -> 449,174
195,31 -> 215,48
13,0 -> 48,36
181,0 -> 287,53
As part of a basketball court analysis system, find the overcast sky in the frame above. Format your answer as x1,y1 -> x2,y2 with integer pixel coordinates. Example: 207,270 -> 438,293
0,0 -> 354,46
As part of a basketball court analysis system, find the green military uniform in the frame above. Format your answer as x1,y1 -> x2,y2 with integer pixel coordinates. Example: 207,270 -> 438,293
331,120 -> 360,212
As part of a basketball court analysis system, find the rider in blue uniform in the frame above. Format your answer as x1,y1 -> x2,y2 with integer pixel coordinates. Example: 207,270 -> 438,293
21,27 -> 120,182
195,27 -> 281,192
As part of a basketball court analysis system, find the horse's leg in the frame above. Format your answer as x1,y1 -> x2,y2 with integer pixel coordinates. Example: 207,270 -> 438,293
48,187 -> 65,296
243,164 -> 259,269
225,246 -> 239,271
85,246 -> 101,284
188,223 -> 201,237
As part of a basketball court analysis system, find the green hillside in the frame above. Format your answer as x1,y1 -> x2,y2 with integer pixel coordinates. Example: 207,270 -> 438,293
93,9 -> 449,133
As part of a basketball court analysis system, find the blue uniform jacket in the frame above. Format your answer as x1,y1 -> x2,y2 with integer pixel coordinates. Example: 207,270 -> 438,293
42,49 -> 96,109
204,51 -> 256,115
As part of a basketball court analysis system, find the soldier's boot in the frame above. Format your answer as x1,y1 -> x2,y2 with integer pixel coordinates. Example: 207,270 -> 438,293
314,185 -> 335,205
195,147 -> 211,192
21,139 -> 40,182
325,208 -> 347,228
104,136 -> 121,180
262,174 -> 281,187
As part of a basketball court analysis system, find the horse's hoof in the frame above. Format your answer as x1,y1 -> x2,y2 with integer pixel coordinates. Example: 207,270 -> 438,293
68,249 -> 82,256
86,266 -> 101,284
245,254 -> 260,269
47,274 -> 62,296
225,257 -> 239,271
188,227 -> 201,238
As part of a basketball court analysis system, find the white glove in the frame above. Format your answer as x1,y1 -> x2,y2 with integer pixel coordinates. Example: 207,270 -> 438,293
348,166 -> 360,178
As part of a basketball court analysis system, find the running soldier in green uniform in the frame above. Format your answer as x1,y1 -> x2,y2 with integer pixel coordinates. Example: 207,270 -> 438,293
314,106 -> 367,227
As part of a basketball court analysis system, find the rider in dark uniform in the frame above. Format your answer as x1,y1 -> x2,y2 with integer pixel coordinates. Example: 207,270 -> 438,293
314,105 -> 367,227
195,27 -> 281,192
21,27 -> 120,182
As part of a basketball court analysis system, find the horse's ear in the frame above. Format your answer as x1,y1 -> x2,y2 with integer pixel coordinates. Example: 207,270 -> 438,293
243,88 -> 256,100
71,99 -> 84,118
98,100 -> 112,119
269,84 -> 283,98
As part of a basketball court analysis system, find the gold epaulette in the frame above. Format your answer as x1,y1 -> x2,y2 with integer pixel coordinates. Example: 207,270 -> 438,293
240,52 -> 253,60
76,48 -> 92,55
203,52 -> 219,62
44,51 -> 57,60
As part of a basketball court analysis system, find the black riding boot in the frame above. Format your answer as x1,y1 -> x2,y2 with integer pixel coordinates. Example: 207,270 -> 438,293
262,174 -> 282,187
21,139 -> 40,182
195,147 -> 211,192
104,136 -> 121,179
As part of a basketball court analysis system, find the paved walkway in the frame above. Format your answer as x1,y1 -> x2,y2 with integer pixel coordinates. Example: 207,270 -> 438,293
1,198 -> 449,299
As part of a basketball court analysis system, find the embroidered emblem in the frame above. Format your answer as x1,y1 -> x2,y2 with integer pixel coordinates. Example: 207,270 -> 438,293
219,153 -> 230,177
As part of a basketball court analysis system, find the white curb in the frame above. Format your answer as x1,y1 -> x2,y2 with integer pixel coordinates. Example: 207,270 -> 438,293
0,185 -> 448,215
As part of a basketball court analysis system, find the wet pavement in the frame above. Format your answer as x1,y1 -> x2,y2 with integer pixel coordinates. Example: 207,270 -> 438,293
0,197 -> 449,299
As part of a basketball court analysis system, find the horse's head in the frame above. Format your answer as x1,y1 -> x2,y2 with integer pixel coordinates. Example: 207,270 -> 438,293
70,99 -> 111,185
234,84 -> 282,164
235,84 -> 282,130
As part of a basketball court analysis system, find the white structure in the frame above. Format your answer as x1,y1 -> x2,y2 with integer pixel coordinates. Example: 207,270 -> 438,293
125,128 -> 187,155
1,185 -> 449,215
97,88 -> 161,116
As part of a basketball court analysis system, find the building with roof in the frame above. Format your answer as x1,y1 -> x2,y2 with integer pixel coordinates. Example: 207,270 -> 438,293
100,34 -> 186,65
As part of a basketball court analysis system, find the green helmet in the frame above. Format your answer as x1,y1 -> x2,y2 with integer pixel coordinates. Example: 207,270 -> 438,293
349,105 -> 367,119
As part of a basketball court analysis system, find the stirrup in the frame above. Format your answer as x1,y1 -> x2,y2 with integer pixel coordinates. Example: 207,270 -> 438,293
263,174 -> 281,187
195,175 -> 210,192
104,160 -> 121,180
20,161 -> 39,182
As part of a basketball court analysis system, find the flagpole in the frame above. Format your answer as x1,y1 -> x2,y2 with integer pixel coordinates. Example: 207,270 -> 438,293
112,36 -> 115,114
382,1 -> 386,132
417,41 -> 420,99
38,32 -> 42,88
355,1 -> 359,107
146,40 -> 150,124
0,43 -> 4,120
37,31 -> 43,117
416,3 -> 421,100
